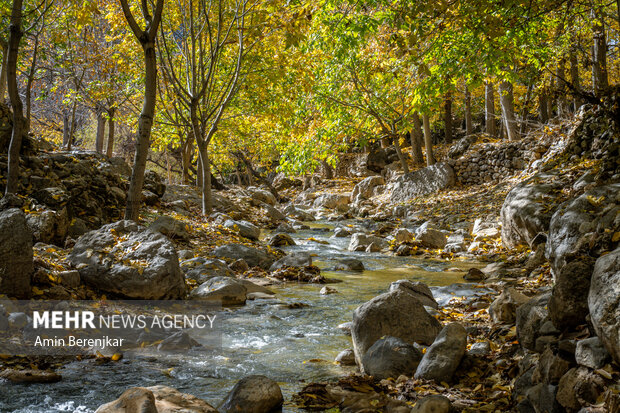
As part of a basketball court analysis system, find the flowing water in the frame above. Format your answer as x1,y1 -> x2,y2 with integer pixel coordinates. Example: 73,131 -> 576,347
0,221 -> 489,412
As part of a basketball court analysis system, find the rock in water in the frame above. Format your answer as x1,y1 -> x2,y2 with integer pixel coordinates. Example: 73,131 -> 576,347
588,247 -> 620,365
361,336 -> 423,379
213,244 -> 274,269
219,375 -> 283,413
95,385 -> 217,413
351,289 -> 441,365
415,222 -> 447,249
389,162 -> 456,203
270,252 -> 312,270
388,280 -> 438,308
335,349 -> 356,365
190,276 -> 247,306
67,220 -> 186,299
0,208 -> 33,298
414,323 -> 467,382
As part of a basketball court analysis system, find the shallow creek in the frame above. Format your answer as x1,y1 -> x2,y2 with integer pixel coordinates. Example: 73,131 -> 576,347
0,222 -> 489,412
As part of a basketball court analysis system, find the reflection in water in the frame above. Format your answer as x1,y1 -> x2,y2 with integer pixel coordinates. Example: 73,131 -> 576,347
0,222 -> 486,412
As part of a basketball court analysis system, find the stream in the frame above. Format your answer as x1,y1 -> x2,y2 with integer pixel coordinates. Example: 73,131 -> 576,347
0,221 -> 490,412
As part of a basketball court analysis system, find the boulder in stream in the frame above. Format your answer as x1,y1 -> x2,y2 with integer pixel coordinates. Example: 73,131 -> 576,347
95,385 -> 217,413
219,375 -> 283,413
414,323 -> 467,383
361,336 -> 423,379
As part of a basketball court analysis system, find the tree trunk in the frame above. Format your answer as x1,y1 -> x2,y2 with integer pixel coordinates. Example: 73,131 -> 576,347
0,42 -> 8,99
393,134 -> 409,174
592,13 -> 608,97
464,84 -> 473,136
520,83 -> 533,135
539,86 -> 549,123
62,111 -> 70,147
569,46 -> 582,111
67,97 -> 78,151
125,40 -> 158,221
5,0 -> 24,195
320,159 -> 334,179
411,113 -> 424,166
444,93 -> 453,144
181,131 -> 192,185
499,81 -> 518,141
485,81 -> 496,136
422,113 -> 435,167
198,143 -> 213,215
95,107 -> 106,154
106,107 -> 115,157
555,58 -> 568,117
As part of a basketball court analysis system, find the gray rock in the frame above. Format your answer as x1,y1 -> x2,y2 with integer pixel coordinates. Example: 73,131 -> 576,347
393,228 -> 414,243
219,375 -> 283,413
274,222 -> 296,233
526,383 -> 563,413
468,341 -> 491,357
149,215 -> 190,242
268,233 -> 296,247
183,258 -> 235,283
190,276 -> 247,306
58,270 -> 81,288
388,280 -> 438,308
516,292 -> 551,351
575,337 -> 610,369
549,258 -> 595,330
158,331 -> 200,351
361,336 -> 422,379
270,252 -> 312,270
223,220 -> 261,241
351,289 -> 442,365
251,189 -> 277,206
283,205 -> 315,221
332,258 -> 365,272
313,193 -> 350,210
8,312 -> 28,329
26,208 -> 69,245
546,183 -> 620,275
532,347 -> 571,385
335,349 -> 356,366
500,172 -> 564,249
411,395 -> 452,413
390,162 -> 456,203
588,247 -> 620,365
0,208 -> 33,298
68,220 -> 186,299
348,233 -> 387,252
351,176 -> 385,202
415,222 -> 447,249
95,386 -> 217,413
488,287 -> 530,324
332,227 -> 351,237
414,323 -> 467,382
556,367 -> 606,411
213,244 -> 274,270
262,203 -> 286,222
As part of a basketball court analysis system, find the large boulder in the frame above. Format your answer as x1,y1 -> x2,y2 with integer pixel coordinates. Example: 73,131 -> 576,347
546,183 -> 620,276
414,323 -> 467,382
149,215 -> 190,242
348,233 -> 387,252
213,244 -> 274,270
351,176 -> 385,202
95,385 -> 217,413
351,289 -> 442,365
390,162 -> 456,203
388,280 -> 438,308
500,172 -> 565,249
182,258 -> 235,283
548,258 -> 595,330
219,375 -> 283,413
250,189 -> 277,206
516,292 -> 551,351
67,220 -> 186,299
223,220 -> 260,241
190,276 -> 247,306
361,336 -> 423,379
270,252 -> 312,270
588,247 -> 620,364
26,207 -> 69,245
0,208 -> 33,298
415,222 -> 447,249
313,193 -> 350,210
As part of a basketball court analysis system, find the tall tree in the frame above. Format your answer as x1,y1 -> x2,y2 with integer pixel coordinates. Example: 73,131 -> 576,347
5,0 -> 25,195
119,0 -> 165,221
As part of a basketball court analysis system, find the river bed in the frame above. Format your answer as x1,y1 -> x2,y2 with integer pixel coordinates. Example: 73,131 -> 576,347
0,222 -> 489,412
